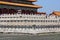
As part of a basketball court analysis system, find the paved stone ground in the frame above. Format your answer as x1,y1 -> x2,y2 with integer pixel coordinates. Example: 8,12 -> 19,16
0,33 -> 60,40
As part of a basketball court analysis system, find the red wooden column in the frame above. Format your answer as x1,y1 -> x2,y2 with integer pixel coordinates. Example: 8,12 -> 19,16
0,9 -> 2,15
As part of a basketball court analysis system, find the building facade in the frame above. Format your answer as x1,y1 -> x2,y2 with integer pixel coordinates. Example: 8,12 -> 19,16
0,0 -> 60,34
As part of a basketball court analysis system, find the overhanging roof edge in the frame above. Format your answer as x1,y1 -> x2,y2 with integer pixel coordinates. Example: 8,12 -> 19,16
0,1 -> 42,8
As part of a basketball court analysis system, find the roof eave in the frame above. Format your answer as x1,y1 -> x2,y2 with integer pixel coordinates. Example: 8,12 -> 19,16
0,1 -> 42,8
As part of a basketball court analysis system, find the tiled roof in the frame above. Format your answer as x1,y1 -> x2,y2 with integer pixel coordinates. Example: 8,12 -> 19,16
0,1 -> 42,8
50,11 -> 60,16
27,0 -> 37,2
